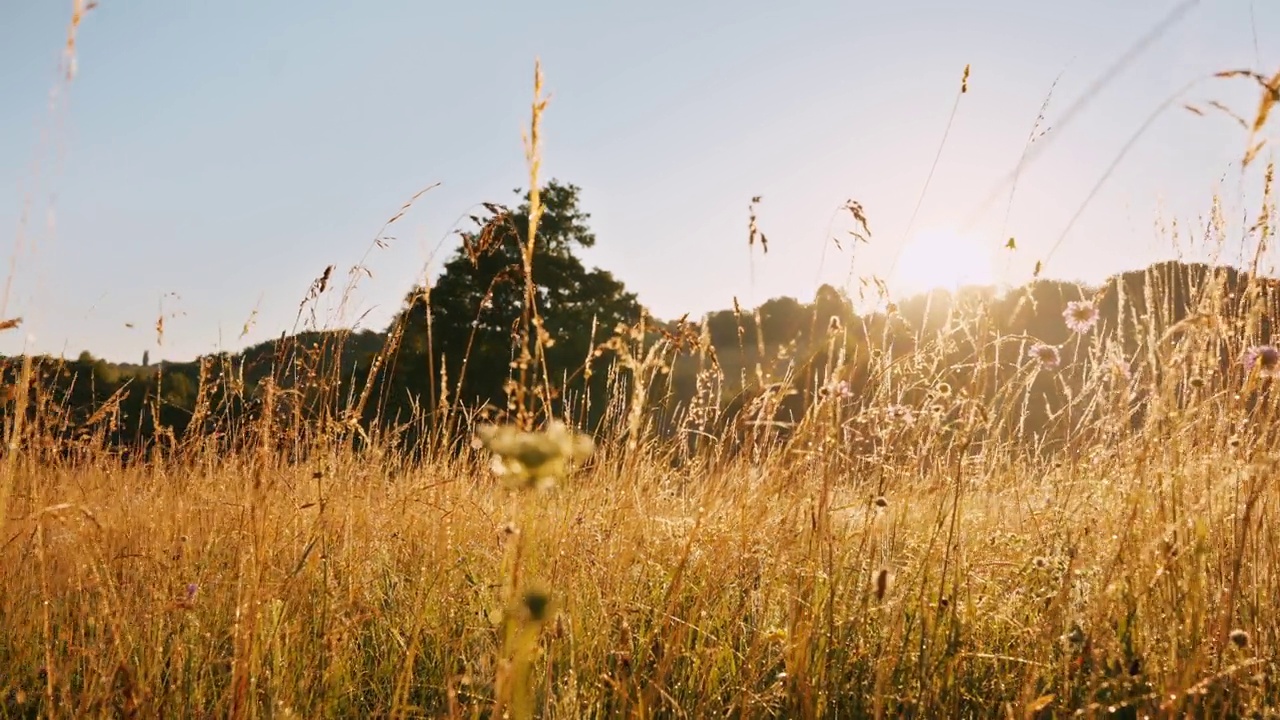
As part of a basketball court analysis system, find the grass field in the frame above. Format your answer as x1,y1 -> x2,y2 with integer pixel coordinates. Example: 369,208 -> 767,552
2,352 -> 1279,718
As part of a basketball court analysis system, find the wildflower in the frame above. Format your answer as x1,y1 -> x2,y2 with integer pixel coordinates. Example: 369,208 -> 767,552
1242,345 -> 1280,378
175,582 -> 199,610
1063,300 -> 1099,333
1229,629 -> 1250,648
475,421 -> 595,491
885,404 -> 914,425
1027,343 -> 1061,370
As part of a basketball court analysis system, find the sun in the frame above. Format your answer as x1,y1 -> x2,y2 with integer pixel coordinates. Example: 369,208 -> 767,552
888,228 -> 998,296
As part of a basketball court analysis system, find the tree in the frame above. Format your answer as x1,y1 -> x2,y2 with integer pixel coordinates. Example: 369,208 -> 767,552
389,180 -> 642,425
758,296 -> 806,345
812,284 -> 853,333
92,359 -> 120,385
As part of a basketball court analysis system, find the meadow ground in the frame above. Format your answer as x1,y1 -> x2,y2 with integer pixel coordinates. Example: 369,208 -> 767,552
1,352 -> 1278,718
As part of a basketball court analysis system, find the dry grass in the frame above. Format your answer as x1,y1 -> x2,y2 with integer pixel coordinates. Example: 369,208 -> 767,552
4,242 -> 1280,717
1,410 -> 1278,718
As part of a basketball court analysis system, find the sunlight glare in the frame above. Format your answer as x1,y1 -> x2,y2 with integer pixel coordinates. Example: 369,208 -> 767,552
889,228 -> 998,297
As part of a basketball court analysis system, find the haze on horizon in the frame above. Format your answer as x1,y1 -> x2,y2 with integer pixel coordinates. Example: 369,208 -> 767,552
2,0 -> 1278,364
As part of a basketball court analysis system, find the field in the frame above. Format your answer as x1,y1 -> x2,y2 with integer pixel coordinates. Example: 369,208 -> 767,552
5,236 -> 1280,719
3,327 -> 1280,719
4,15 -> 1280,720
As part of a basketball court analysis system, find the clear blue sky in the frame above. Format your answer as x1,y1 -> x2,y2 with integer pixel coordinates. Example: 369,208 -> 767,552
2,1 -> 1277,363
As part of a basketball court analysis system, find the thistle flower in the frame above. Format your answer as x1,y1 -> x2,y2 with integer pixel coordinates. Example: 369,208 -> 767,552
1063,300 -> 1099,333
175,582 -> 199,610
884,404 -> 914,425
1229,629 -> 1250,648
475,421 -> 595,491
1242,344 -> 1280,378
1028,343 -> 1061,370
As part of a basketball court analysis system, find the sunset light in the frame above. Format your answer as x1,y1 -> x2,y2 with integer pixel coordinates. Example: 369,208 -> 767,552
888,228 -> 999,297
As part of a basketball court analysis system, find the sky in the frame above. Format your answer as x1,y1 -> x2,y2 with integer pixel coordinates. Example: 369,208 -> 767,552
1,0 -> 1278,364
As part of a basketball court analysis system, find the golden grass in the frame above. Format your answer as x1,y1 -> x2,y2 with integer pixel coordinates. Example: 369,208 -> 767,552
1,430 -> 1276,718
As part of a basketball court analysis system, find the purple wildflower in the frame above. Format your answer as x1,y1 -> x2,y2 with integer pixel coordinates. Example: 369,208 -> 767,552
1063,300 -> 1099,334
885,404 -> 914,425
1242,345 -> 1280,378
1028,343 -> 1061,370
185,583 -> 199,602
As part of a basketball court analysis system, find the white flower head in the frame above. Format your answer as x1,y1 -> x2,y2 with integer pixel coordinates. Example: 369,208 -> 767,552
476,421 -> 595,491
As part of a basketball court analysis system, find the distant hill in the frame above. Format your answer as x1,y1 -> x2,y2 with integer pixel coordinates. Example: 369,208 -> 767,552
2,260 -> 1276,460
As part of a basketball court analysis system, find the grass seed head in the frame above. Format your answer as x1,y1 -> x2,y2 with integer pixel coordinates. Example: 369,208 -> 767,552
874,569 -> 890,601
522,588 -> 553,624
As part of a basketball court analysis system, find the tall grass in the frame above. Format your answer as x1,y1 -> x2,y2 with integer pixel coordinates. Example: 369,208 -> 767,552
4,12 -> 1280,719
4,306 -> 1280,717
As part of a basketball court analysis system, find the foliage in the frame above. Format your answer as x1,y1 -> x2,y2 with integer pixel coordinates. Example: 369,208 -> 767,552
387,180 -> 642,430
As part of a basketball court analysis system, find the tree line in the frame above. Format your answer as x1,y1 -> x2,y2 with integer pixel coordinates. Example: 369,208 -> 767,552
2,179 -> 1277,461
